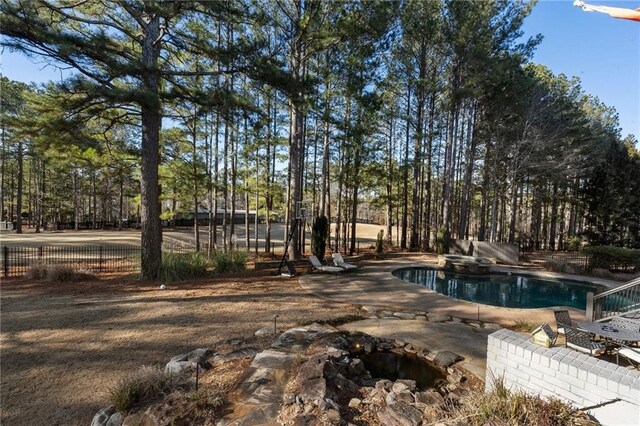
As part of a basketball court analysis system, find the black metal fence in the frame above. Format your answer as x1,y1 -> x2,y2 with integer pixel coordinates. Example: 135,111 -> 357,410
520,250 -> 590,272
2,245 -> 141,278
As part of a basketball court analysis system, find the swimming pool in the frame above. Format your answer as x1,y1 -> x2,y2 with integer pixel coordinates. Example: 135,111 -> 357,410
392,267 -> 600,309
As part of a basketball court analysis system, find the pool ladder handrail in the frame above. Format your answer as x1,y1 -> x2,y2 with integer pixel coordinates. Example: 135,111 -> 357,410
586,276 -> 640,322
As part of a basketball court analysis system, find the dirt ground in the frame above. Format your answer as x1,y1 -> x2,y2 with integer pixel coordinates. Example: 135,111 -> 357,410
0,272 -> 361,426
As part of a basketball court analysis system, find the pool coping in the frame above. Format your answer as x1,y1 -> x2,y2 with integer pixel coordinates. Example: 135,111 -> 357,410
298,254 -> 620,326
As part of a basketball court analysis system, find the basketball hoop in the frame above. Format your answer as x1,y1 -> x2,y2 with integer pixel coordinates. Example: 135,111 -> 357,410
295,201 -> 313,220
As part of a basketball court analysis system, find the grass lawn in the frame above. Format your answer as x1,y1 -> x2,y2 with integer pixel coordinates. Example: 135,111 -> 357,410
0,271 -> 360,425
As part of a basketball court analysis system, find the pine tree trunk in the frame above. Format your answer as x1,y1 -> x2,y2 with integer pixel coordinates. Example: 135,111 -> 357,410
16,140 -> 23,234
401,83 -> 411,249
265,92 -> 272,253
139,11 -> 162,279
0,122 -> 5,223
386,116 -> 394,245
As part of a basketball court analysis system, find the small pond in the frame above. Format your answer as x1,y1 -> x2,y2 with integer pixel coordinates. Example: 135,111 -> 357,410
392,267 -> 600,309
358,351 -> 445,391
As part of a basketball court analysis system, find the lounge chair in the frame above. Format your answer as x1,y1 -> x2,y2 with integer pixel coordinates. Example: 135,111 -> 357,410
332,252 -> 358,270
616,344 -> 640,369
309,255 -> 344,273
564,326 -> 605,356
554,309 -> 574,335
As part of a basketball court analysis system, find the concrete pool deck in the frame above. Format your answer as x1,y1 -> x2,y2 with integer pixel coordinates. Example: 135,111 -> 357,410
299,254 -> 621,378
299,254 -> 618,326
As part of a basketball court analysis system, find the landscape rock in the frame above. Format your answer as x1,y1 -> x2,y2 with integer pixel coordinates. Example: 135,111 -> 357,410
415,389 -> 445,406
379,401 -> 423,426
393,312 -> 416,320
348,398 -> 362,408
105,412 -> 124,426
362,306 -> 379,314
91,406 -> 116,426
347,358 -> 366,376
433,351 -> 464,368
212,347 -> 259,364
255,327 -> 273,337
250,349 -> 296,369
427,314 -> 450,323
395,390 -> 415,404
165,359 -> 195,374
165,348 -> 211,374
375,379 -> 393,391
395,379 -> 417,392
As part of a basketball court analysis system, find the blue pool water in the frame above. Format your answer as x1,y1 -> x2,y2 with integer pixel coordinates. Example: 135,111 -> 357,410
392,267 -> 600,309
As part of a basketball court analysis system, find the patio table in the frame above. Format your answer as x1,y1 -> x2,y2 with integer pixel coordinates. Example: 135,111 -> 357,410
577,321 -> 640,345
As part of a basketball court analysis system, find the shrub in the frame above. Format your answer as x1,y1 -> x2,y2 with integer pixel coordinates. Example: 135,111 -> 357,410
159,252 -> 211,282
543,260 -> 578,275
591,268 -> 615,279
311,215 -> 329,262
425,377 -> 594,425
109,366 -> 186,413
436,226 -> 447,255
187,388 -> 226,416
565,236 -> 583,251
27,264 -> 95,282
376,229 -> 384,255
210,250 -> 247,273
583,246 -> 640,272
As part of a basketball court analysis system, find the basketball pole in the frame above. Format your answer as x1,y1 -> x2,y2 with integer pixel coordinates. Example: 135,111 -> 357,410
277,217 -> 299,276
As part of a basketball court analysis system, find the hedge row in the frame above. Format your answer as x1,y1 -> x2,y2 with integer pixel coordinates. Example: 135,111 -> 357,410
583,246 -> 640,272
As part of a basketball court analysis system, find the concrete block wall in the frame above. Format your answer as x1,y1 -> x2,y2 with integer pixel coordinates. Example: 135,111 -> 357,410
486,329 -> 640,425
449,240 -> 519,265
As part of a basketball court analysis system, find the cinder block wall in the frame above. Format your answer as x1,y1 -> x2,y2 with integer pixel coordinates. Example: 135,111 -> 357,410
486,329 -> 640,426
449,240 -> 519,265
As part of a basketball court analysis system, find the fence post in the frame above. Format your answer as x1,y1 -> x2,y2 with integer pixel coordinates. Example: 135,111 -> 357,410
3,246 -> 8,278
38,245 -> 43,260
99,246 -> 103,271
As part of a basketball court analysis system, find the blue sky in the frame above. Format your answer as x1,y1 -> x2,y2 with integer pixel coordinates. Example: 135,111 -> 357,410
520,0 -> 639,139
1,0 -> 638,138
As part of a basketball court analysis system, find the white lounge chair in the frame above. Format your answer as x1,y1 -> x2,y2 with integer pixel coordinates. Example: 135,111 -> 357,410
309,255 -> 344,273
617,344 -> 640,369
332,252 -> 358,270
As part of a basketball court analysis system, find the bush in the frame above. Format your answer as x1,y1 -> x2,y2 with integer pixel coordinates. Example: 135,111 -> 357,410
565,236 -> 583,251
591,268 -> 615,279
210,250 -> 247,273
583,246 -> 640,272
159,252 -> 211,282
27,264 -> 95,282
425,377 -> 594,425
187,388 -> 227,416
109,366 -> 186,413
376,229 -> 384,255
543,260 -> 578,275
311,215 -> 329,262
436,226 -> 447,255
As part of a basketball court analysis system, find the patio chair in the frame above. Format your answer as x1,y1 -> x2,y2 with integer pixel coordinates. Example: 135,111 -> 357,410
609,317 -> 640,332
554,309 -> 574,335
309,255 -> 344,273
616,344 -> 640,369
332,252 -> 358,270
564,326 -> 605,356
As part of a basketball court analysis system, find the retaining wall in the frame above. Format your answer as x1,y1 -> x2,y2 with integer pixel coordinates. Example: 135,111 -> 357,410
449,240 -> 519,265
486,329 -> 640,425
